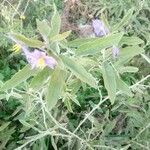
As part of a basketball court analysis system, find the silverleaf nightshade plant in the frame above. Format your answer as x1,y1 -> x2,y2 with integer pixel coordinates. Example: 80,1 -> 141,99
92,18 -> 120,57
0,1 -> 148,150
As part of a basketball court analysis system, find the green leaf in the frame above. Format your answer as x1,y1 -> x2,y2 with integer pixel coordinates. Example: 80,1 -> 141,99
68,38 -> 97,47
115,46 -> 144,66
61,55 -> 97,88
36,19 -> 51,40
50,30 -> 71,42
30,67 -> 52,90
77,57 -> 98,67
19,120 -> 33,129
119,36 -> 144,45
0,65 -> 37,91
116,76 -> 133,97
69,79 -> 81,94
67,93 -> 81,106
87,115 -> 100,127
102,62 -> 116,104
103,120 -> 116,136
117,66 -> 139,73
64,98 -> 73,113
0,122 -> 10,132
113,8 -> 134,31
49,4 -> 61,38
76,33 -> 123,56
141,54 -> 150,64
46,68 -> 65,110
10,33 -> 44,48
50,42 -> 60,54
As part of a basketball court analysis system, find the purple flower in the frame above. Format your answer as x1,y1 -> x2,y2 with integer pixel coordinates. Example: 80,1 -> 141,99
92,19 -> 120,58
23,49 -> 57,69
9,34 -> 57,69
92,19 -> 109,37
112,46 -> 120,58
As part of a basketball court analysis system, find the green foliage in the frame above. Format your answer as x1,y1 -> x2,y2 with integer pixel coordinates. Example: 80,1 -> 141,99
30,67 -> 52,90
9,33 -> 44,48
46,68 -> 66,110
113,8 -> 134,31
102,62 -> 117,104
49,3 -> 61,38
0,65 -> 38,91
61,55 -> 97,88
0,0 -> 150,150
76,32 -> 123,56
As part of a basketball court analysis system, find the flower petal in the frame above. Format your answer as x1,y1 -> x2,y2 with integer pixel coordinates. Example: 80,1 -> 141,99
45,56 -> 57,69
112,46 -> 120,58
92,19 -> 109,37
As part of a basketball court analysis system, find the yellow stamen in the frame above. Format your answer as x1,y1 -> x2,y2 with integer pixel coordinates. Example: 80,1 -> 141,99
12,44 -> 22,53
37,57 -> 46,68
20,15 -> 26,20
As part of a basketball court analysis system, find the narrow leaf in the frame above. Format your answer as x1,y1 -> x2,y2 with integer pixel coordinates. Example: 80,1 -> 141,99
0,65 -> 37,91
49,4 -> 61,38
102,62 -> 116,104
113,8 -> 134,31
115,46 -> 144,66
118,66 -> 139,73
103,120 -> 116,135
10,33 -> 44,48
64,98 -> 73,113
69,38 -> 97,47
36,19 -> 51,40
30,67 -> 52,90
46,68 -> 65,110
50,30 -> 71,42
119,36 -> 144,45
61,55 -> 97,88
0,122 -> 10,132
141,54 -> 150,64
116,76 -> 133,97
76,33 -> 123,56
67,93 -> 81,106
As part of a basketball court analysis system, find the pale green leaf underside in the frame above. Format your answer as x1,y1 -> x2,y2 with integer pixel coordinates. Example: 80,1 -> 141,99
117,66 -> 139,73
76,33 -> 123,56
119,36 -> 144,46
36,19 -> 51,39
10,33 -> 44,48
102,62 -> 116,104
116,76 -> 133,97
115,46 -> 144,66
61,55 -> 97,88
30,67 -> 52,90
49,4 -> 61,38
50,30 -> 71,42
46,68 -> 65,110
